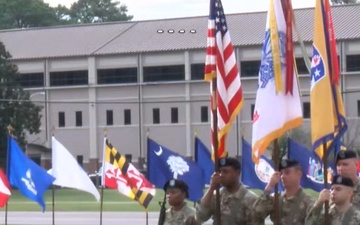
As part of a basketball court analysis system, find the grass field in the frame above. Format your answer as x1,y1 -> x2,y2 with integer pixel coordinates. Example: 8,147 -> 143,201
0,188 -> 320,212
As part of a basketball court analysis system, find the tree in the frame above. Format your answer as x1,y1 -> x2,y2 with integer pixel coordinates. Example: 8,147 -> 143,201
0,41 -> 42,168
0,0 -> 61,29
69,0 -> 133,23
331,0 -> 359,4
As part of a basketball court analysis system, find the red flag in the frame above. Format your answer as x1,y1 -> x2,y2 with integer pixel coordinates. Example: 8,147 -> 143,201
205,0 -> 243,159
0,169 -> 11,207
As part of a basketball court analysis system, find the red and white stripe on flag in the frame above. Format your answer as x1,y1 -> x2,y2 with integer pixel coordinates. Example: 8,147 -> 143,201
205,0 -> 243,160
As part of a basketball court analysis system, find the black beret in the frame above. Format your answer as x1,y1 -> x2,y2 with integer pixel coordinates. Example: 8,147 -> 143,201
336,150 -> 357,163
331,175 -> 354,188
218,157 -> 241,170
164,179 -> 189,197
279,159 -> 300,171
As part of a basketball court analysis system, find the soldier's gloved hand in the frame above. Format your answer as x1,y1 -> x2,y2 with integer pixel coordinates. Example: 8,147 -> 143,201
318,189 -> 331,203
209,172 -> 221,191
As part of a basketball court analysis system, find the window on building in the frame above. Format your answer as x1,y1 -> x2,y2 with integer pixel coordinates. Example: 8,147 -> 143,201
171,107 -> 178,123
97,68 -> 137,84
251,104 -> 255,120
124,109 -> 131,125
295,58 -> 309,75
153,108 -> 160,124
50,70 -> 88,86
241,60 -> 261,77
191,64 -> 205,80
18,73 -> 44,88
58,112 -> 65,127
346,55 -> 360,72
357,101 -> 360,117
303,102 -> 310,118
106,110 -> 113,125
201,106 -> 208,122
143,65 -> 185,82
76,111 -> 82,127
77,155 -> 83,167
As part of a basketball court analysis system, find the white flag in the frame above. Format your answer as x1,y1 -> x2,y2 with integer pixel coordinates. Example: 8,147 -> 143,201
251,0 -> 302,163
51,136 -> 100,201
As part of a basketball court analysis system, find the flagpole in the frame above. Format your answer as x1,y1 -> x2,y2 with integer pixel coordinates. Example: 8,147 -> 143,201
322,142 -> 329,225
272,139 -> 280,225
100,129 -> 107,225
211,77 -> 221,225
5,124 -> 14,225
52,185 -> 55,225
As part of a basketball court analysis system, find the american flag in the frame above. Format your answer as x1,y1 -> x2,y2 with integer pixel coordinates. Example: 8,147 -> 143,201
205,0 -> 243,159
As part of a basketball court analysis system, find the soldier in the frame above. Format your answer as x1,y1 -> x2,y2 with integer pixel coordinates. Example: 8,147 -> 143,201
305,175 -> 360,225
336,149 -> 360,209
196,157 -> 264,225
252,159 -> 314,225
158,179 -> 200,225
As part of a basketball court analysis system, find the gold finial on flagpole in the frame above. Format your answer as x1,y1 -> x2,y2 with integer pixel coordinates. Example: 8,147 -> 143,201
146,128 -> 150,138
7,124 -> 14,136
194,129 -> 198,137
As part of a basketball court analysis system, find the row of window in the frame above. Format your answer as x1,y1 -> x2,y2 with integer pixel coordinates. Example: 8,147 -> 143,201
18,54 -> 360,88
57,106 -> 210,127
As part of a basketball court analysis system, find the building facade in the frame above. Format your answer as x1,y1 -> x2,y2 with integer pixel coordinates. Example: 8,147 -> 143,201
1,4 -> 360,173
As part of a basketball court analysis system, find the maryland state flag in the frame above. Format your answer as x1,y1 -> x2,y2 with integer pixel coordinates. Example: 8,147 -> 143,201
310,0 -> 347,159
101,138 -> 155,209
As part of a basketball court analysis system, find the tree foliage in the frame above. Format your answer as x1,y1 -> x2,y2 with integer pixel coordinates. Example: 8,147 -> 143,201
0,41 -> 42,168
0,0 -> 133,29
69,0 -> 133,23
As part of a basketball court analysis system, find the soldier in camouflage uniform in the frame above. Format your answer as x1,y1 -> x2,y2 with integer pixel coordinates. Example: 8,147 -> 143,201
305,175 -> 360,225
252,159 -> 315,225
159,179 -> 200,225
336,150 -> 360,210
196,157 -> 265,225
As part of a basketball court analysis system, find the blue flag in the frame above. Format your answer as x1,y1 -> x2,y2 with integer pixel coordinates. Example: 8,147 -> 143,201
194,137 -> 214,186
147,138 -> 204,202
287,138 -> 337,192
7,136 -> 55,211
241,138 -> 283,192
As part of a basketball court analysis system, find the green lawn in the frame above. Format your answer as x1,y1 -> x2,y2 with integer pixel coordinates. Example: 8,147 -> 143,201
0,188 -> 320,212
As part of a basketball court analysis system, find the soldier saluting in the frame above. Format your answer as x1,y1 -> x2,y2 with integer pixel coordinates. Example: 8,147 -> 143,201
158,179 -> 200,225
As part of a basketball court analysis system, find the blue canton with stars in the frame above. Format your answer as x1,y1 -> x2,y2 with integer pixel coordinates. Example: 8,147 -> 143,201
259,30 -> 286,89
310,46 -> 325,89
210,0 -> 228,36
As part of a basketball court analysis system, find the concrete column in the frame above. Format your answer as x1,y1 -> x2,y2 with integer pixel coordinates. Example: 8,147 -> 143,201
184,51 -> 192,157
88,57 -> 98,170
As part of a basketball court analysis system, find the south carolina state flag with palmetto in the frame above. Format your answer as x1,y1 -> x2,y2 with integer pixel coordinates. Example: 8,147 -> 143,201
310,0 -> 347,158
252,0 -> 302,163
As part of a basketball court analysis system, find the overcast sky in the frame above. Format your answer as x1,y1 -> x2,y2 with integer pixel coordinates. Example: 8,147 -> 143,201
44,0 -> 316,21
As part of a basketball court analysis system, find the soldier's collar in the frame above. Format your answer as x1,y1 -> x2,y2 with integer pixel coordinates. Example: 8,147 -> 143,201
283,187 -> 303,201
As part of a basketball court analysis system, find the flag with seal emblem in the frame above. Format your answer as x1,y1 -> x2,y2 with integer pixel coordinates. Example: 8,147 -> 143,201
251,0 -> 302,163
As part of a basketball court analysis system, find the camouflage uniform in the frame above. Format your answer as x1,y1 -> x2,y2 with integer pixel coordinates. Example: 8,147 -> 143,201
352,178 -> 360,210
164,203 -> 199,225
253,188 -> 314,225
196,184 -> 265,225
305,203 -> 360,225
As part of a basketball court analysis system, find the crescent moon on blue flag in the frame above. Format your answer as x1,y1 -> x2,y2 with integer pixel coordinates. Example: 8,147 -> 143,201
154,147 -> 163,156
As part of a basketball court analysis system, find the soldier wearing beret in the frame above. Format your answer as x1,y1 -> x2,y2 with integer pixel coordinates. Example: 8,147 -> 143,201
158,179 -> 200,225
305,175 -> 360,225
336,149 -> 360,210
196,157 -> 265,225
253,159 -> 315,225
